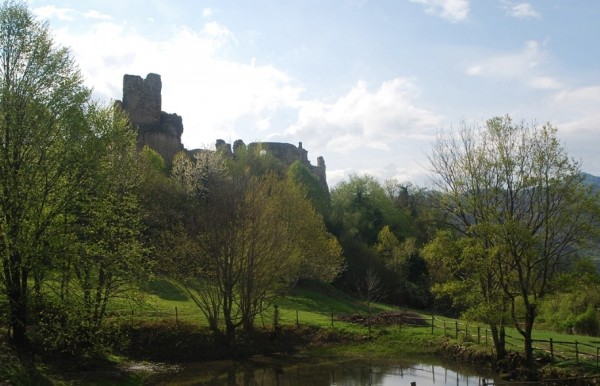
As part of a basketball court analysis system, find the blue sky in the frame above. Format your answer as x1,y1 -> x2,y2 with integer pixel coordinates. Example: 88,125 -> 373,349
29,0 -> 600,187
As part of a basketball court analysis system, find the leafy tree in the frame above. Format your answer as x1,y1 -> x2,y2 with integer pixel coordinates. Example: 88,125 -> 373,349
70,105 -> 145,326
287,160 -> 330,219
423,230 -> 508,351
0,0 -> 90,345
37,104 -> 146,357
169,151 -> 342,342
383,179 -> 443,244
375,226 -> 431,307
427,115 -> 600,365
331,174 -> 401,245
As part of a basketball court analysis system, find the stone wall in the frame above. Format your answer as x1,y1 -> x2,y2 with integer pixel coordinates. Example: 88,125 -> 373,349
118,73 -> 327,191
117,73 -> 183,165
217,140 -> 328,192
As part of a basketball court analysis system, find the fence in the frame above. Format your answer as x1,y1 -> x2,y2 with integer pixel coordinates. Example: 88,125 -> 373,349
125,303 -> 600,370
428,315 -> 600,369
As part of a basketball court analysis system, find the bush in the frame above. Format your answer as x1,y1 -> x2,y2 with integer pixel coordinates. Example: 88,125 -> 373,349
572,306 -> 599,336
31,299 -> 127,360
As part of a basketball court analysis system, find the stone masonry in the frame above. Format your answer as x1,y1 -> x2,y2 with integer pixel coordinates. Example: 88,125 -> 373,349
117,73 -> 327,191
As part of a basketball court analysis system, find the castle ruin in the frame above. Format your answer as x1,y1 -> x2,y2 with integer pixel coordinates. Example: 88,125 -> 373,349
116,73 -> 184,165
117,73 -> 327,191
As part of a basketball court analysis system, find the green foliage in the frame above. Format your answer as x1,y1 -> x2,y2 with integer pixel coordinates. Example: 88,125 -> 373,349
225,142 -> 286,177
32,298 -> 128,359
428,115 -> 600,364
140,145 -> 167,175
330,174 -> 435,309
572,306 -> 599,336
374,227 -> 431,307
331,174 -> 398,245
167,151 -> 343,338
0,0 -> 91,344
539,259 -> 600,335
287,160 -> 330,218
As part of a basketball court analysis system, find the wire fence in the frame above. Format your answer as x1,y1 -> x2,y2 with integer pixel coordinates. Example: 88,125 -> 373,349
428,315 -> 600,369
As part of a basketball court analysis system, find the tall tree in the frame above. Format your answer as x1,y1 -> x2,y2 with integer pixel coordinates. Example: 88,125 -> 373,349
170,151 -> 343,342
63,104 -> 145,330
0,0 -> 90,345
428,116 -> 599,366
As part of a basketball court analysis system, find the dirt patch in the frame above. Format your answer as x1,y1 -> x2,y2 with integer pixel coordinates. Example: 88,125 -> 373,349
337,311 -> 428,327
122,361 -> 182,375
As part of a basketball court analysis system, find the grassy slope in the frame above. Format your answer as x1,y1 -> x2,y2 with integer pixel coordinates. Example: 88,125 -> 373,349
2,279 -> 600,383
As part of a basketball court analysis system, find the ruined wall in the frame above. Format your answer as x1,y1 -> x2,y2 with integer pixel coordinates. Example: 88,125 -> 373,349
218,140 -> 329,193
118,73 -> 327,191
117,73 -> 183,165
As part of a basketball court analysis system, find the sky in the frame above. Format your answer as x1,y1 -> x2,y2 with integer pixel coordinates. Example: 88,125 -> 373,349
28,0 -> 600,188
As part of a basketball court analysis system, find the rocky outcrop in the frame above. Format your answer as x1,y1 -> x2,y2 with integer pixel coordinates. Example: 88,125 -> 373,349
117,73 -> 183,165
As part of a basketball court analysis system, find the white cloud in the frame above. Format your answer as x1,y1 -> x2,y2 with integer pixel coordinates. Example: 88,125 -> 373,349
410,0 -> 469,23
529,76 -> 562,90
552,86 -> 600,119
202,8 -> 214,18
467,40 -> 562,89
201,21 -> 237,46
32,5 -> 74,21
501,1 -> 541,20
51,19 -> 303,148
284,78 -> 442,154
84,10 -> 112,21
48,14 -> 444,187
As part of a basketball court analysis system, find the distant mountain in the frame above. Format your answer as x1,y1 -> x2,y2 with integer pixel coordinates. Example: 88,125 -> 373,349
582,172 -> 600,191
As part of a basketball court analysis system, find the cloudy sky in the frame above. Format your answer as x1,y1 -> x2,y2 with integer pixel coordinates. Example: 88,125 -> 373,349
29,0 -> 600,187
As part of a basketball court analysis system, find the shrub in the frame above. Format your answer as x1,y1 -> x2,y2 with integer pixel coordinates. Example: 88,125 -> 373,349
31,299 -> 127,360
572,306 -> 599,336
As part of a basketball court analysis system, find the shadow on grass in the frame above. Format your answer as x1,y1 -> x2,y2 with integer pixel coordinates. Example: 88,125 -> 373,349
142,279 -> 188,301
278,280 -> 387,316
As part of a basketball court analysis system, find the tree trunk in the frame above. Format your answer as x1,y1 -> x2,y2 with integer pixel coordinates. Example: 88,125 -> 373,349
225,320 -> 236,347
7,260 -> 28,345
490,324 -> 506,361
523,304 -> 536,369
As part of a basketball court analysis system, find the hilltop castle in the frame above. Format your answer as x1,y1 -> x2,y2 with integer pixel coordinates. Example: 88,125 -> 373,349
116,73 -> 328,191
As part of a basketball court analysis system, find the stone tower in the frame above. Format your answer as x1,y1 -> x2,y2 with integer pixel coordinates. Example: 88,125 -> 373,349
117,73 -> 184,165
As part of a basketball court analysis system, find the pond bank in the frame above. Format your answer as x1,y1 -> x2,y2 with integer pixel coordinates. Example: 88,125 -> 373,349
1,320 -> 598,384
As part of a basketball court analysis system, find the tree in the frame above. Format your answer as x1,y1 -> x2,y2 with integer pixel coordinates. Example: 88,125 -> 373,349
374,226 -> 430,307
427,115 -> 599,366
0,1 -> 90,345
169,151 -> 343,342
331,174 -> 402,245
31,104 -> 146,357
287,160 -> 330,219
66,105 -> 145,328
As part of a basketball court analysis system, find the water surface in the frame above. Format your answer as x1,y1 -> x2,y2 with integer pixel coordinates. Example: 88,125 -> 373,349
148,356 -> 501,385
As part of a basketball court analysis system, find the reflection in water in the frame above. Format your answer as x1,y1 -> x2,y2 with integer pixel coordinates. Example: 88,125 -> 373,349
149,357 -> 500,386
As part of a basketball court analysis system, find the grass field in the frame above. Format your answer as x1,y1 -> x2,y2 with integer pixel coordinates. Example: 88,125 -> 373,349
2,278 -> 600,383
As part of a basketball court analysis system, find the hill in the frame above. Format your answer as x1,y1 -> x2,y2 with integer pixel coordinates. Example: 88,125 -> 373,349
583,172 -> 600,191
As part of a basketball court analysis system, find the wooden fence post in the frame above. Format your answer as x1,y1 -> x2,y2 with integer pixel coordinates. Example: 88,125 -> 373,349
485,329 -> 488,347
477,326 -> 481,344
296,310 -> 299,328
431,315 -> 434,334
596,347 -> 599,369
455,321 -> 459,340
550,338 -> 554,361
575,340 -> 579,364
465,323 -> 468,340
443,320 -> 446,337
274,305 -> 279,328
331,309 -> 334,327
175,306 -> 179,326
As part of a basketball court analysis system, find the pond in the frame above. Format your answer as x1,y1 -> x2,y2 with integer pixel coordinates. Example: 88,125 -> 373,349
146,356 -> 502,385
